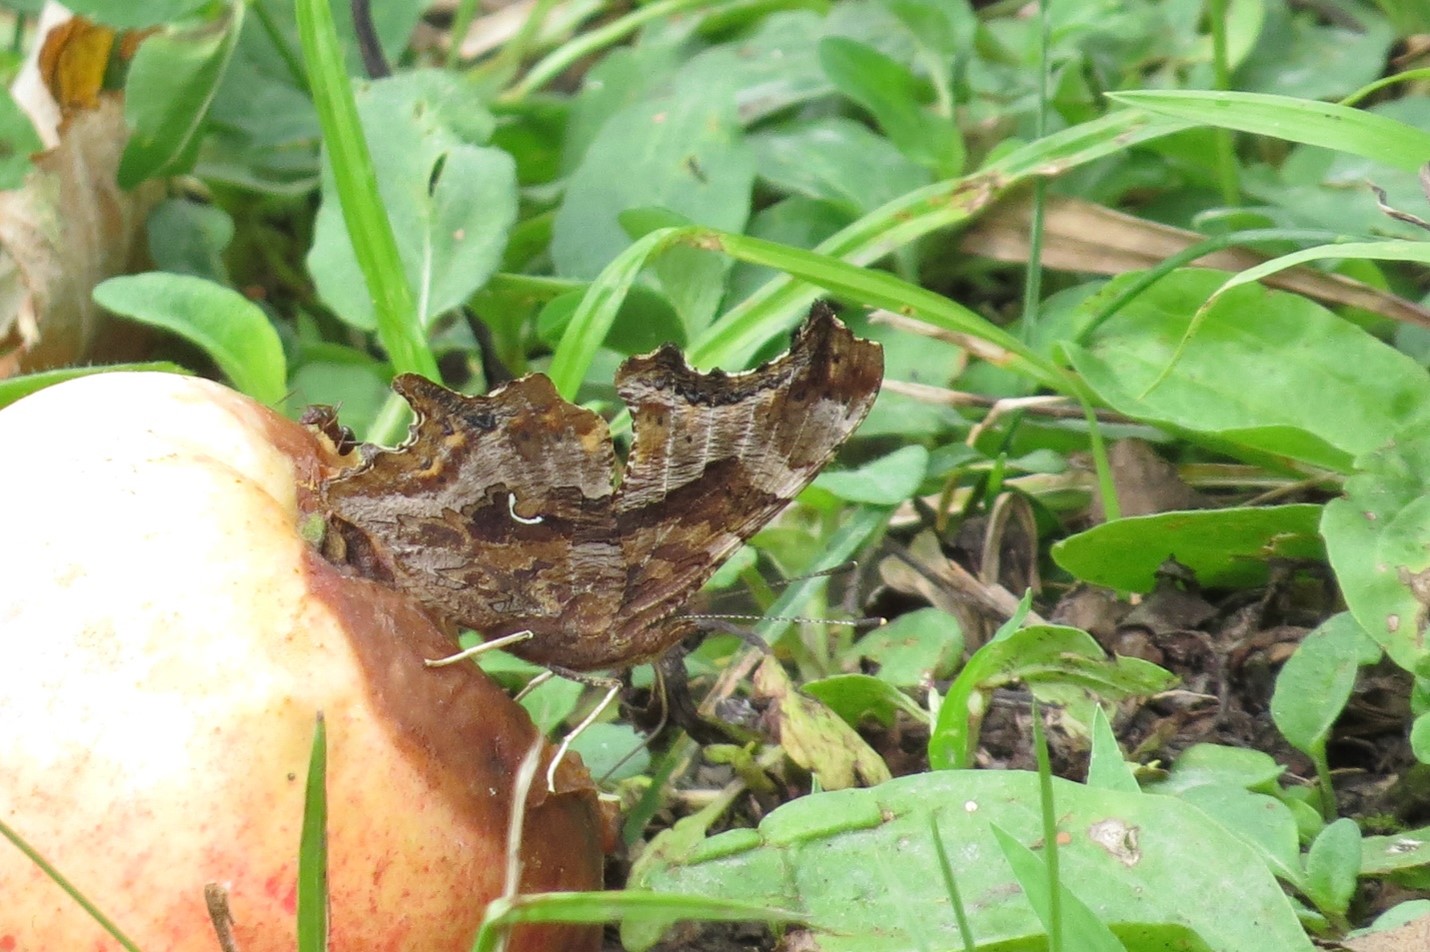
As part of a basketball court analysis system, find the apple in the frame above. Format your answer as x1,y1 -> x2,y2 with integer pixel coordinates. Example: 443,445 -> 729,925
0,372 -> 605,951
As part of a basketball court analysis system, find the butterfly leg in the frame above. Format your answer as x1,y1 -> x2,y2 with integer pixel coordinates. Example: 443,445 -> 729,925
544,668 -> 621,792
423,629 -> 534,667
513,668 -> 556,702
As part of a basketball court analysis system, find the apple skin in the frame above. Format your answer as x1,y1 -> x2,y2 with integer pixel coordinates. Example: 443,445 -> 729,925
0,372 -> 605,951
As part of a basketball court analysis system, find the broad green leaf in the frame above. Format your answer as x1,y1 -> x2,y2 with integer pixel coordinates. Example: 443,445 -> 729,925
1233,2 -> 1396,100
93,274 -> 285,405
1413,713 -> 1430,764
1323,421 -> 1430,675
1218,0 -> 1267,72
569,722 -> 648,783
1361,827 -> 1430,877
1064,270 -> 1430,470
1172,784 -> 1303,887
202,10 -> 321,193
631,771 -> 1313,952
1052,505 -> 1325,593
1272,613 -> 1382,758
63,0 -> 210,27
475,648 -> 583,733
839,606 -> 961,687
0,87 -> 43,189
1149,743 -> 1287,794
535,285 -> 684,357
284,344 -> 388,437
803,674 -> 930,729
1109,90 -> 1430,172
516,675 -> 584,735
146,198 -> 233,282
813,445 -> 929,505
551,68 -> 755,267
200,0 -> 423,193
551,59 -> 755,331
559,44 -> 683,174
119,6 -> 243,187
1144,744 -> 1285,796
1304,818 -> 1362,918
885,0 -> 976,56
749,117 -> 932,217
308,70 -> 517,333
817,38 -> 962,176
1286,795 -> 1327,844
1361,901 -> 1430,937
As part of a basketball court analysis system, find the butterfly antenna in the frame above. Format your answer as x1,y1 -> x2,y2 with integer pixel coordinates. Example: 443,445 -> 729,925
787,559 -> 861,584
682,612 -> 885,631
704,560 -> 860,611
716,560 -> 861,601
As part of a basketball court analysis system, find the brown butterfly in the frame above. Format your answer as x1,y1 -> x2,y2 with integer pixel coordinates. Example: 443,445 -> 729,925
318,305 -> 883,676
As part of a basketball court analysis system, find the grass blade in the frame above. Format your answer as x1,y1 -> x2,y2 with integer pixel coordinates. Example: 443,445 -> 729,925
0,817 -> 144,952
296,713 -> 330,952
1108,90 -> 1430,171
293,0 -> 436,381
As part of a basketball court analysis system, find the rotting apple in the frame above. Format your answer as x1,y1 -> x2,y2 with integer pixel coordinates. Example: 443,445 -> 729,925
0,371 -> 606,952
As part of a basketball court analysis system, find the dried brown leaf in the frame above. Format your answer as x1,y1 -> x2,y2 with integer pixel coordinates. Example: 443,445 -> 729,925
1340,913 -> 1430,952
0,94 -> 163,376
961,194 -> 1430,330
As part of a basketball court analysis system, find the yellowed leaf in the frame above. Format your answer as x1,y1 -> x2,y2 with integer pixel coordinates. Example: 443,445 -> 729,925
752,656 -> 890,790
37,16 -> 115,116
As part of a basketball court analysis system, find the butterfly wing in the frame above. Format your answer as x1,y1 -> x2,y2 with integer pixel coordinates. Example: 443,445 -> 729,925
611,306 -> 884,662
321,373 -> 626,646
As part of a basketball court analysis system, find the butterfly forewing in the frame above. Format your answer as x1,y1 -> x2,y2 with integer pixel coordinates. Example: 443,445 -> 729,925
320,373 -> 626,644
611,306 -> 883,648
